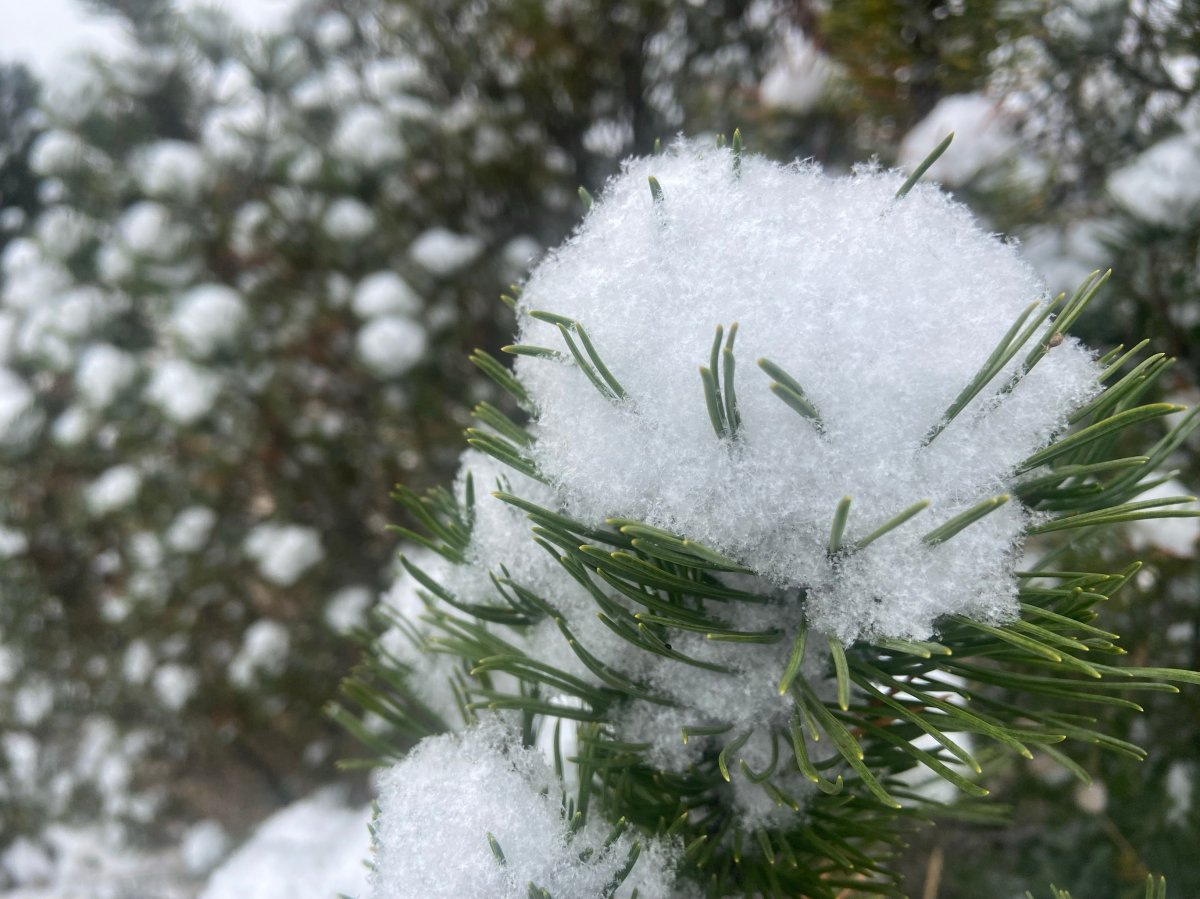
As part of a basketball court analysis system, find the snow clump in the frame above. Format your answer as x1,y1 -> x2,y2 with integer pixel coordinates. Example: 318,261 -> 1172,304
244,523 -> 324,586
171,284 -> 248,358
370,719 -> 683,899
513,139 -> 1101,642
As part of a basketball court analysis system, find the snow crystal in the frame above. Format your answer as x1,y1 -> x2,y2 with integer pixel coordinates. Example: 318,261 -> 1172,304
152,664 -> 198,710
1107,133 -> 1200,225
244,523 -> 324,586
85,465 -> 142,516
137,140 -> 212,200
899,94 -> 1017,186
370,720 -> 682,899
759,28 -> 832,114
514,140 -> 1101,642
171,283 -> 248,358
324,585 -> 373,634
165,505 -> 217,553
200,789 -> 370,899
352,271 -> 421,318
356,315 -> 428,378
229,619 -> 291,688
145,358 -> 222,424
1127,479 -> 1200,558
76,344 -> 137,409
323,197 -> 377,241
410,227 -> 484,277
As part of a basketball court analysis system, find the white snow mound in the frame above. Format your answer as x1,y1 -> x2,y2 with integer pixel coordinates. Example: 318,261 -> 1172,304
513,140 -> 1101,641
370,719 -> 682,899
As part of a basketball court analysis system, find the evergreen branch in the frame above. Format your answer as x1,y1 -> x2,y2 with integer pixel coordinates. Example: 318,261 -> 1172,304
921,494 -> 1009,545
896,132 -> 953,198
1017,403 -> 1184,473
758,357 -> 823,428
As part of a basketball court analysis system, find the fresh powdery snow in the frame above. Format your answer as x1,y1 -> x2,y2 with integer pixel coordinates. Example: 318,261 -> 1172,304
370,719 -> 684,899
513,140 -> 1100,642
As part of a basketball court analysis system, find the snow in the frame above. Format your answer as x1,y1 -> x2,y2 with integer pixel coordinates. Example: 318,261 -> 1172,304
171,284 -> 248,358
759,28 -> 832,114
324,585 -> 373,634
137,140 -> 213,201
0,524 -> 28,558
116,201 -> 187,259
76,344 -> 137,409
409,227 -> 484,277
323,197 -> 376,241
243,523 -> 324,586
0,367 -> 40,446
899,94 -> 1017,186
352,271 -> 422,319
313,12 -> 354,51
229,619 -> 291,688
51,405 -> 90,447
200,789 -> 371,899
370,720 -> 682,899
145,358 -> 222,424
332,105 -> 404,168
182,820 -> 231,877
355,315 -> 428,378
84,465 -> 142,516
1107,133 -> 1200,225
1166,761 -> 1193,825
152,664 -> 199,711
28,130 -> 88,177
34,207 -> 94,260
514,140 -> 1101,642
1127,479 -> 1200,557
0,825 -> 194,898
166,506 -> 217,554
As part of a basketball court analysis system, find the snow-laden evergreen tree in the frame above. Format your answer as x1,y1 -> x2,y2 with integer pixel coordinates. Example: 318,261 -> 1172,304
338,137 -> 1200,897
0,0 -> 832,883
